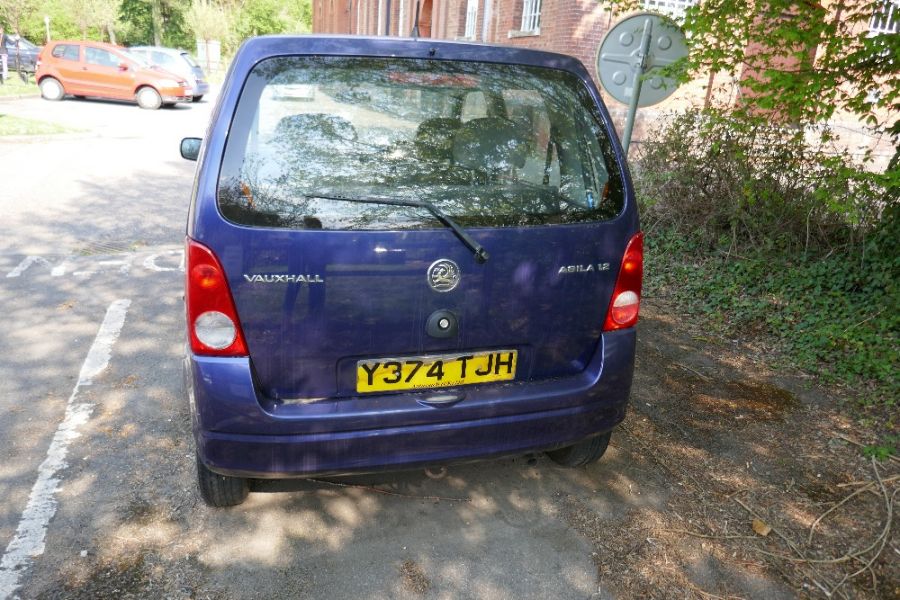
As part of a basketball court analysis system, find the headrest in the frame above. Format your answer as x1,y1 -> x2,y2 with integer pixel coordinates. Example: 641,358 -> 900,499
414,118 -> 462,161
452,117 -> 529,171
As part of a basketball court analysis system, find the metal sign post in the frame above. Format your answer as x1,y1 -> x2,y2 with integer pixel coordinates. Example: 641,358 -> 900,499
620,18 -> 654,154
597,13 -> 688,157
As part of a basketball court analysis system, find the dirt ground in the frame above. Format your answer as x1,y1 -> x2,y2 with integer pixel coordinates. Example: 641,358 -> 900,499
22,296 -> 895,600
593,299 -> 899,599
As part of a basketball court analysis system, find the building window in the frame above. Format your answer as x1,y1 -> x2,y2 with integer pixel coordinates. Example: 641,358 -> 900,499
464,0 -> 478,38
870,0 -> 899,34
520,0 -> 542,33
642,0 -> 696,20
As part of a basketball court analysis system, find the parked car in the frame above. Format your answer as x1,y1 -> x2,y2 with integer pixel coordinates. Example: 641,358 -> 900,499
35,40 -> 191,109
2,34 -> 40,73
181,36 -> 642,507
128,46 -> 209,102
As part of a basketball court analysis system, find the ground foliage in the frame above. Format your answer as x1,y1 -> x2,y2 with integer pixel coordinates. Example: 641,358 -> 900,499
634,110 -> 899,424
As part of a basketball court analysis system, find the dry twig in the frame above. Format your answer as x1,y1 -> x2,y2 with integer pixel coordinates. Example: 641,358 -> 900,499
835,433 -> 900,465
807,482 -> 876,545
737,459 -> 897,598
733,495 -> 847,599
827,462 -> 896,598
653,527 -> 756,541
671,361 -> 711,381
836,474 -> 900,488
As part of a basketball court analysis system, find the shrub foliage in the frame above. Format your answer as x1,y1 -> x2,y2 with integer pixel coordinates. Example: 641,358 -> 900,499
635,110 -> 898,403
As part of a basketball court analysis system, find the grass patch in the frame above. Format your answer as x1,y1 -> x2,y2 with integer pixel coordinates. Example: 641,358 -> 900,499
0,75 -> 39,97
633,109 -> 898,424
644,225 -> 898,417
0,113 -> 75,136
645,228 -> 898,398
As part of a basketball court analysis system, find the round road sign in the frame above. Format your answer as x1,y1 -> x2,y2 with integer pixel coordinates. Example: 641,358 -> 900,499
597,12 -> 688,108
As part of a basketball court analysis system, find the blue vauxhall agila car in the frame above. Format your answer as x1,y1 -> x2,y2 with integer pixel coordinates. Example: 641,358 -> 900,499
180,35 -> 642,507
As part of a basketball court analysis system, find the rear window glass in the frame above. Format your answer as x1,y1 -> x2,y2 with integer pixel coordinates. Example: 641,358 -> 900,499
218,57 -> 624,230
180,52 -> 199,68
51,44 -> 79,61
152,51 -> 180,70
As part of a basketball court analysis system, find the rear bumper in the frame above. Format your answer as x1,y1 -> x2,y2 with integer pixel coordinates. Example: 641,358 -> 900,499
187,329 -> 636,478
161,93 -> 191,103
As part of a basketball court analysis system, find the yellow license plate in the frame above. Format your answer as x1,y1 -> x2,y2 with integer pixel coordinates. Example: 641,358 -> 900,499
357,349 -> 517,393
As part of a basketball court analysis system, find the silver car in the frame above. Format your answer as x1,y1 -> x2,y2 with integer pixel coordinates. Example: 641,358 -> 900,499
128,46 -> 209,102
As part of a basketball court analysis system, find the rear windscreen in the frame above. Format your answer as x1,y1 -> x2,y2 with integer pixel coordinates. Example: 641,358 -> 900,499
218,56 -> 625,230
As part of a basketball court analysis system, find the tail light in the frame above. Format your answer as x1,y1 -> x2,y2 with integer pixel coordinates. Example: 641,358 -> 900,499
185,237 -> 248,356
603,232 -> 644,331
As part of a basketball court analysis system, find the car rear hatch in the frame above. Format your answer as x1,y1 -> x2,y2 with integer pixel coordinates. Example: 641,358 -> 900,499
205,53 -> 634,404
180,51 -> 206,82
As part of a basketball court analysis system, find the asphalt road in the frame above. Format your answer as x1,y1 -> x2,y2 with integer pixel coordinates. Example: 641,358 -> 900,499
0,92 -> 671,600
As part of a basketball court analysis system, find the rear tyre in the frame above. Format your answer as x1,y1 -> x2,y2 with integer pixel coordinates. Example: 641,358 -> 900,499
192,95 -> 204,103
547,431 -> 612,467
39,77 -> 64,101
136,86 -> 162,110
196,453 -> 249,507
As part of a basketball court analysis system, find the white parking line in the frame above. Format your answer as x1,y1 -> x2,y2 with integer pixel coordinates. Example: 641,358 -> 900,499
0,299 -> 131,600
143,249 -> 185,273
50,262 -> 68,277
5,257 -> 51,278
3,248 -> 184,281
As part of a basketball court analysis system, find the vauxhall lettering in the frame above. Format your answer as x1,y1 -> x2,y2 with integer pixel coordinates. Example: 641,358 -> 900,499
243,274 -> 325,283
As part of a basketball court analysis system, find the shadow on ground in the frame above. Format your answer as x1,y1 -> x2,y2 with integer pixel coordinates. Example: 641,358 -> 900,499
1,162 -> 896,599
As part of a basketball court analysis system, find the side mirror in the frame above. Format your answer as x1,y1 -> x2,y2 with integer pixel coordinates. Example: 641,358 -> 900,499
118,62 -> 129,71
180,137 -> 201,161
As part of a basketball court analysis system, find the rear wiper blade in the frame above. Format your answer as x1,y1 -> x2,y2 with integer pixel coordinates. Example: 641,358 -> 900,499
303,192 -> 489,264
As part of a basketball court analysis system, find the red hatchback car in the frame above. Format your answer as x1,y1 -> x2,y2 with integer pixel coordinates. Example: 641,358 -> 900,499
35,40 -> 192,109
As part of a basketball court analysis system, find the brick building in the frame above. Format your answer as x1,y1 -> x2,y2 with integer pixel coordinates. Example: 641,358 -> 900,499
311,0 -> 703,125
311,0 -> 698,88
311,0 -> 897,165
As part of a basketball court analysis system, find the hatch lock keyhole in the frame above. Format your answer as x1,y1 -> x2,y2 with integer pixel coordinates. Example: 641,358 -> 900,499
426,310 -> 458,338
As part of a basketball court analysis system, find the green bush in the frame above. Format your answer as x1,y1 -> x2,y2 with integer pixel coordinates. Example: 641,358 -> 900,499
634,109 -> 896,255
635,110 -> 899,404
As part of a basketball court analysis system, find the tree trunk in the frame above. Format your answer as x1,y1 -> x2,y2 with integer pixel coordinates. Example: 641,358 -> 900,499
151,0 -> 163,45
108,23 -> 117,45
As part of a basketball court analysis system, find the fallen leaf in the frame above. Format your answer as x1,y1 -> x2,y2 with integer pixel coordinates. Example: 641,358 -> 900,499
752,518 -> 772,537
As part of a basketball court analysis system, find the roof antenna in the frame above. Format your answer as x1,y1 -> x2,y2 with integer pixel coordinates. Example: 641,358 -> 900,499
410,1 -> 421,38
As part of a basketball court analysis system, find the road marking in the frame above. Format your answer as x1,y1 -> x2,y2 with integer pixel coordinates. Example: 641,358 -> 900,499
0,299 -> 131,600
5,257 -> 50,278
143,249 -> 185,272
3,248 -> 184,281
73,257 -> 132,279
50,261 -> 68,277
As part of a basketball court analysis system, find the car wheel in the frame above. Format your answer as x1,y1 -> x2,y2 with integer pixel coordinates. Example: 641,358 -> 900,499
546,431 -> 612,467
192,95 -> 204,103
39,77 -> 64,101
136,86 -> 162,110
196,453 -> 249,507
